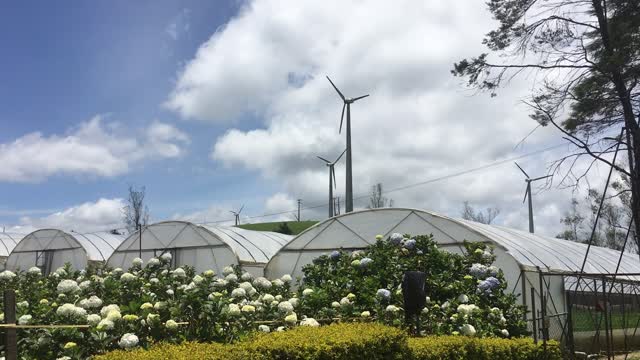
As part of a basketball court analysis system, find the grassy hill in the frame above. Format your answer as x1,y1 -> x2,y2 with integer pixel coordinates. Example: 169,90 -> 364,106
238,220 -> 318,235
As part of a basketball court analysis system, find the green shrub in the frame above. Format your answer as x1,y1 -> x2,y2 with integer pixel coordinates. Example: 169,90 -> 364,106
408,336 -> 562,360
95,323 -> 561,360
94,323 -> 407,360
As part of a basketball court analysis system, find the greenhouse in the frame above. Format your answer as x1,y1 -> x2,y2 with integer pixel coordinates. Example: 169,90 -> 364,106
0,231 -> 25,268
107,221 -> 292,276
4,229 -> 125,274
265,208 -> 640,345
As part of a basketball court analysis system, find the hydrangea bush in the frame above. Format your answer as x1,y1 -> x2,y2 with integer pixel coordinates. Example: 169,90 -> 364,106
0,234 -> 525,359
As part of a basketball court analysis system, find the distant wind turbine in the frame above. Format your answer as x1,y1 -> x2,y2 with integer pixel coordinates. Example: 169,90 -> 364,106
327,76 -> 369,213
318,149 -> 346,217
230,205 -> 244,226
515,162 -> 551,233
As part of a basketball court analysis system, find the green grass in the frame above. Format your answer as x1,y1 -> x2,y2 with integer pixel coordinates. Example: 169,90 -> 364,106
572,308 -> 640,332
238,220 -> 318,235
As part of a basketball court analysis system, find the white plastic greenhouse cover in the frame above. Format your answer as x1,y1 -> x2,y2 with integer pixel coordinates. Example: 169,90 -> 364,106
5,229 -> 125,272
107,221 -> 292,276
0,232 -> 24,258
265,208 -> 640,281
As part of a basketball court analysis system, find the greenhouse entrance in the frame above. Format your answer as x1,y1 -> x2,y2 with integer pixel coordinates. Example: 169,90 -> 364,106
528,270 -> 640,359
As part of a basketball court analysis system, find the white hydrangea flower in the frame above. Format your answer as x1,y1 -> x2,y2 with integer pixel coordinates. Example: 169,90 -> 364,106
153,301 -> 166,310
165,319 -> 179,330
56,303 -> 87,318
79,280 -> 91,290
262,294 -> 275,303
460,324 -> 476,336
106,310 -> 121,322
17,301 -> 28,308
278,301 -> 294,314
184,282 -> 197,292
300,317 -> 320,327
231,288 -> 246,298
340,297 -> 351,307
253,277 -> 272,289
361,311 -> 371,318
242,305 -> 256,313
87,314 -> 101,326
57,279 -> 80,294
203,269 -> 215,277
272,279 -> 284,287
457,294 -> 469,304
166,289 -> 174,296
86,296 -> 103,309
500,329 -> 509,337
147,258 -> 160,267
54,267 -> 67,276
97,319 -> 114,331
385,305 -> 400,313
228,304 -> 241,316
27,267 -> 41,275
120,272 -> 136,282
100,304 -> 121,318
275,295 -> 283,301
302,288 -> 314,297
140,303 -> 153,310
258,324 -> 270,333
118,333 -> 139,349
18,314 -> 32,325
241,272 -> 253,281
288,298 -> 300,308
132,257 -> 143,267
193,275 -> 204,284
172,268 -> 186,278
160,252 -> 172,262
225,273 -> 238,283
499,316 -> 507,326
222,266 -> 234,275
331,301 -> 340,308
276,326 -> 285,332
239,282 -> 253,292
284,312 -> 297,324
281,274 -> 292,283
213,279 -> 228,288
457,304 -> 478,316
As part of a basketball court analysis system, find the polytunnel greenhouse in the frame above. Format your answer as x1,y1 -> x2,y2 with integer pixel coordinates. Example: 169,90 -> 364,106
0,231 -> 25,268
107,221 -> 292,276
4,229 -> 125,274
265,208 -> 640,348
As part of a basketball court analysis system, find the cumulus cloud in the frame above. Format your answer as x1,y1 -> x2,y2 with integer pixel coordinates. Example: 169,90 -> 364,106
167,0 -> 610,237
13,198 -> 125,233
0,116 -> 189,182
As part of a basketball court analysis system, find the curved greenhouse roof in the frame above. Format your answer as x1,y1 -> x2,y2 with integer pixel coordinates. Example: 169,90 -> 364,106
5,229 -> 125,272
265,208 -> 640,281
107,221 -> 293,276
0,232 -> 25,258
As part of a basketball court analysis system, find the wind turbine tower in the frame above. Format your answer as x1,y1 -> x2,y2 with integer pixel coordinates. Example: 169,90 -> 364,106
327,76 -> 369,213
230,205 -> 244,226
515,162 -> 551,233
318,149 -> 346,217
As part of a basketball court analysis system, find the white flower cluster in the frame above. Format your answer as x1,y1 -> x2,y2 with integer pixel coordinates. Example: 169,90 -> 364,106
27,267 -> 42,275
118,333 -> 139,349
120,272 -> 136,282
253,276 -> 272,289
57,279 -> 80,294
0,270 -> 17,281
57,303 -> 87,318
456,304 -> 478,316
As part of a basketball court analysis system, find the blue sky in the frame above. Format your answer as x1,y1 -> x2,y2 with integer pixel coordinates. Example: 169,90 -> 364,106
0,1 -> 607,236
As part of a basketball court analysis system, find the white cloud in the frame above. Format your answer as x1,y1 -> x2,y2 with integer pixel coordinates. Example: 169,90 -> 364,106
0,116 -> 189,182
14,198 -> 125,233
167,0 -> 612,237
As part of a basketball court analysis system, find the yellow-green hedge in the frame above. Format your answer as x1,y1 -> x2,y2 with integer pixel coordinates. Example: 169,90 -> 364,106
408,336 -> 562,360
94,323 -> 407,360
94,324 -> 561,360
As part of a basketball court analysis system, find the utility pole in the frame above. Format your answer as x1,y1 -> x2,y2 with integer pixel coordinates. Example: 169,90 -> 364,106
297,199 -> 302,221
138,223 -> 142,259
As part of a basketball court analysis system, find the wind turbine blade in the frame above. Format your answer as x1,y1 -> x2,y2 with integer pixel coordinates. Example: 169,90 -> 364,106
317,156 -> 331,163
514,162 -> 530,178
531,175 -> 552,182
239,204 -> 244,214
522,187 -> 529,204
334,149 -> 347,163
339,103 -> 346,134
326,76 -> 346,101
352,94 -> 369,102
229,211 -> 236,215
331,167 -> 337,188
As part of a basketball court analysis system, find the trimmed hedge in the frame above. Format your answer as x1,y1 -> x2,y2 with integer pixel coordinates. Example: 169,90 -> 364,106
408,336 -> 562,360
94,323 -> 407,360
94,323 -> 561,360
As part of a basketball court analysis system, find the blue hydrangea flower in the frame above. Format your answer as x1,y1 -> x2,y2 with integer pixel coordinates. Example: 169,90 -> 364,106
389,233 -> 404,245
469,263 -> 488,278
403,239 -> 416,250
360,257 -> 373,267
478,277 -> 501,294
376,288 -> 391,300
330,251 -> 341,260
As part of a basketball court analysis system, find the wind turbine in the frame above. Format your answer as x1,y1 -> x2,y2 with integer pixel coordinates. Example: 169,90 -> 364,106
515,162 -> 551,233
327,76 -> 369,213
318,149 -> 346,217
230,205 -> 244,226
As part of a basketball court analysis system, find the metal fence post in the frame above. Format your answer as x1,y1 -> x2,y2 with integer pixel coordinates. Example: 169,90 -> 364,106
565,289 -> 575,359
531,286 -> 538,343
4,289 -> 17,360
601,276 -> 612,360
